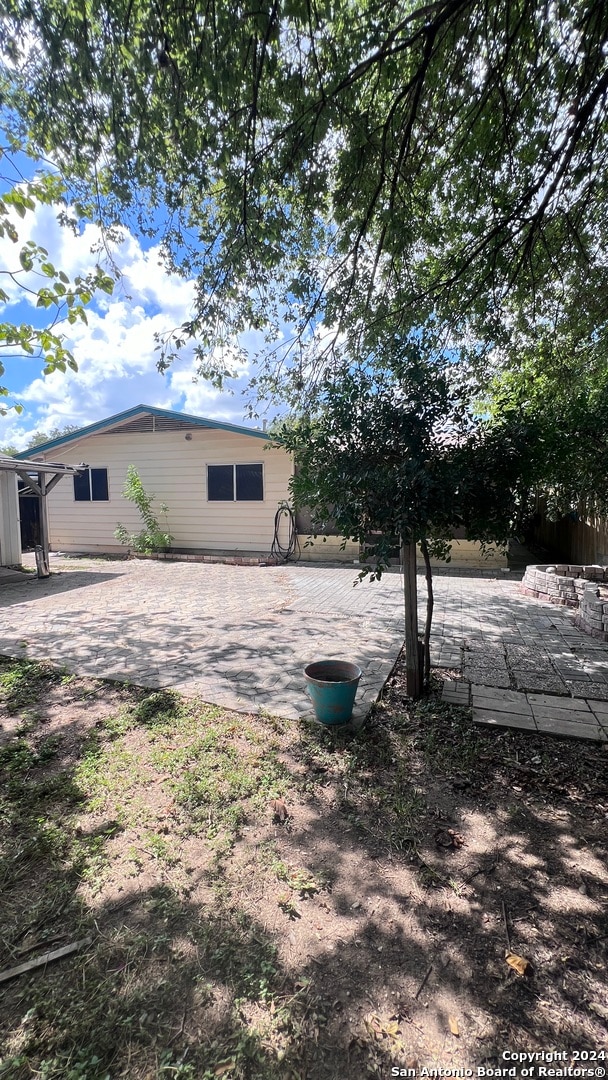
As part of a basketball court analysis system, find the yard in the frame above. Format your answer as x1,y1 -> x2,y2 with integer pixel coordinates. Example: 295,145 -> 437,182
1,655 -> 607,1079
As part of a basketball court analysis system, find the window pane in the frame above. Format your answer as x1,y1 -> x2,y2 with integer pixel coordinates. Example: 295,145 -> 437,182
235,463 -> 263,501
208,464 -> 234,500
91,468 -> 109,501
74,470 -> 91,501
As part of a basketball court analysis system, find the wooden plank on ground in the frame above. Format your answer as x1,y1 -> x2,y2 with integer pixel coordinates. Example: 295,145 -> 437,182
0,937 -> 93,985
473,709 -> 537,731
527,693 -> 590,710
531,705 -> 597,724
472,695 -> 532,716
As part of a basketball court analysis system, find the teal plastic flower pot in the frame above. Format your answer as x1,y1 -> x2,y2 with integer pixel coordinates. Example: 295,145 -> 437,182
303,660 -> 362,725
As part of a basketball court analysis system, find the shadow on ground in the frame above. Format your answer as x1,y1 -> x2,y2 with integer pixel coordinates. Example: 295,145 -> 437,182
0,571 -> 122,609
0,657 -> 606,1079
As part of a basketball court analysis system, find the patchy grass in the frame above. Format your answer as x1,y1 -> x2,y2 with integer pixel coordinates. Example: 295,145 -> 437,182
0,658 -> 67,723
0,666 -> 317,1079
0,658 -> 607,1079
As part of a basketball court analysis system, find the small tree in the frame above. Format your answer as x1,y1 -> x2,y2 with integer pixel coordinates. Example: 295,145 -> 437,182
276,354 -> 534,699
114,465 -> 173,555
27,425 -> 80,448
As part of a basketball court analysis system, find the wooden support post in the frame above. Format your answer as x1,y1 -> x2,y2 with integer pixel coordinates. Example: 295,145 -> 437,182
401,538 -> 421,699
420,538 -> 434,689
36,472 -> 50,578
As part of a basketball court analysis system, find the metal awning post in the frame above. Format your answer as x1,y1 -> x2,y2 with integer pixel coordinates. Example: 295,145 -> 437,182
36,471 -> 51,578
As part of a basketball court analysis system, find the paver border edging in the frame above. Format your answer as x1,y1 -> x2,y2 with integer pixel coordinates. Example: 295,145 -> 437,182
131,551 -> 278,567
522,563 -> 608,641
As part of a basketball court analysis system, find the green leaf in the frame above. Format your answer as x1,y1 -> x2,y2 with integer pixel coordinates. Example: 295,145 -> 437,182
18,250 -> 33,272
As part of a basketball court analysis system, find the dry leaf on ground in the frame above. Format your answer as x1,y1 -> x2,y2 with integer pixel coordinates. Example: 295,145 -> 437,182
271,798 -> 289,822
505,950 -> 533,977
435,827 -> 465,849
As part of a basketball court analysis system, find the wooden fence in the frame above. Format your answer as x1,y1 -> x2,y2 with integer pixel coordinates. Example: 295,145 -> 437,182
532,499 -> 608,565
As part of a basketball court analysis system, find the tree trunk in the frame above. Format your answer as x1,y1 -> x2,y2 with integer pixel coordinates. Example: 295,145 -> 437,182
420,538 -> 434,689
400,538 -> 422,699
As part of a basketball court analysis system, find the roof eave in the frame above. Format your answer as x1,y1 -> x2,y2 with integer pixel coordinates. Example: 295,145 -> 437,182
14,405 -> 274,459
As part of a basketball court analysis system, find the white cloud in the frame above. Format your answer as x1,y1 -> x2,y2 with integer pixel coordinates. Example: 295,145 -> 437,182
0,189 -> 294,450
0,196 -> 262,447
168,370 -> 243,423
0,200 -> 197,317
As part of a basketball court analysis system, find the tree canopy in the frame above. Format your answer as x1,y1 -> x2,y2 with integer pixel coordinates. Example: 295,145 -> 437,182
1,2 -> 605,511
276,341 -> 538,692
485,320 -> 608,520
279,350 -> 533,566
26,424 -> 80,448
1,0 -> 607,402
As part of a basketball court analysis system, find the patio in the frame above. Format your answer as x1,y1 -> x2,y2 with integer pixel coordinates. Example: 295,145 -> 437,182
1,554 -> 607,737
0,555 -> 405,723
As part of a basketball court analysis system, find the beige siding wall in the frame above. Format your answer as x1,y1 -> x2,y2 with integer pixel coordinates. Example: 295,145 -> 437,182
417,540 -> 507,569
297,535 -> 360,562
38,429 -> 293,554
0,472 -> 22,566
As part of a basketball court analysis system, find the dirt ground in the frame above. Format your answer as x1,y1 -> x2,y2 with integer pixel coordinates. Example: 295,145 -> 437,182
0,654 -> 607,1079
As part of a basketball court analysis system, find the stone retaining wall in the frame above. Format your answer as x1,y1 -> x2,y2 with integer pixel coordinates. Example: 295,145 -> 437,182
522,563 -> 608,641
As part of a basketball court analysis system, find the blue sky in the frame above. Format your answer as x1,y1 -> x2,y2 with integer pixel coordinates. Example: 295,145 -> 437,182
0,175 -> 278,450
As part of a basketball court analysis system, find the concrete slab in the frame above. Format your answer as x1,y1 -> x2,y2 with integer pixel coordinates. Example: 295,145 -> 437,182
0,556 -> 407,723
567,681 -> 608,700
465,672 -> 511,688
0,567 -> 30,585
513,672 -> 567,693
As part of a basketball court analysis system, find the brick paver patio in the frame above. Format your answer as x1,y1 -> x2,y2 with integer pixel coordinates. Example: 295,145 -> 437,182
433,567 -> 608,741
1,555 -> 607,738
0,555 -> 406,725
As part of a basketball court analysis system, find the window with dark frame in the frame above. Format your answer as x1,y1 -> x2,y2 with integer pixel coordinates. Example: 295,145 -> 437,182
74,468 -> 109,502
207,463 -> 263,501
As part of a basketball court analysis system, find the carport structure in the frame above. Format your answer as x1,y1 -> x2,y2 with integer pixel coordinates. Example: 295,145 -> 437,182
0,454 -> 86,575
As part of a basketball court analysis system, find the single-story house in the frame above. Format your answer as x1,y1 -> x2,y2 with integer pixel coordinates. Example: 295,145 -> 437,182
14,404 -> 506,567
14,405 -> 356,560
